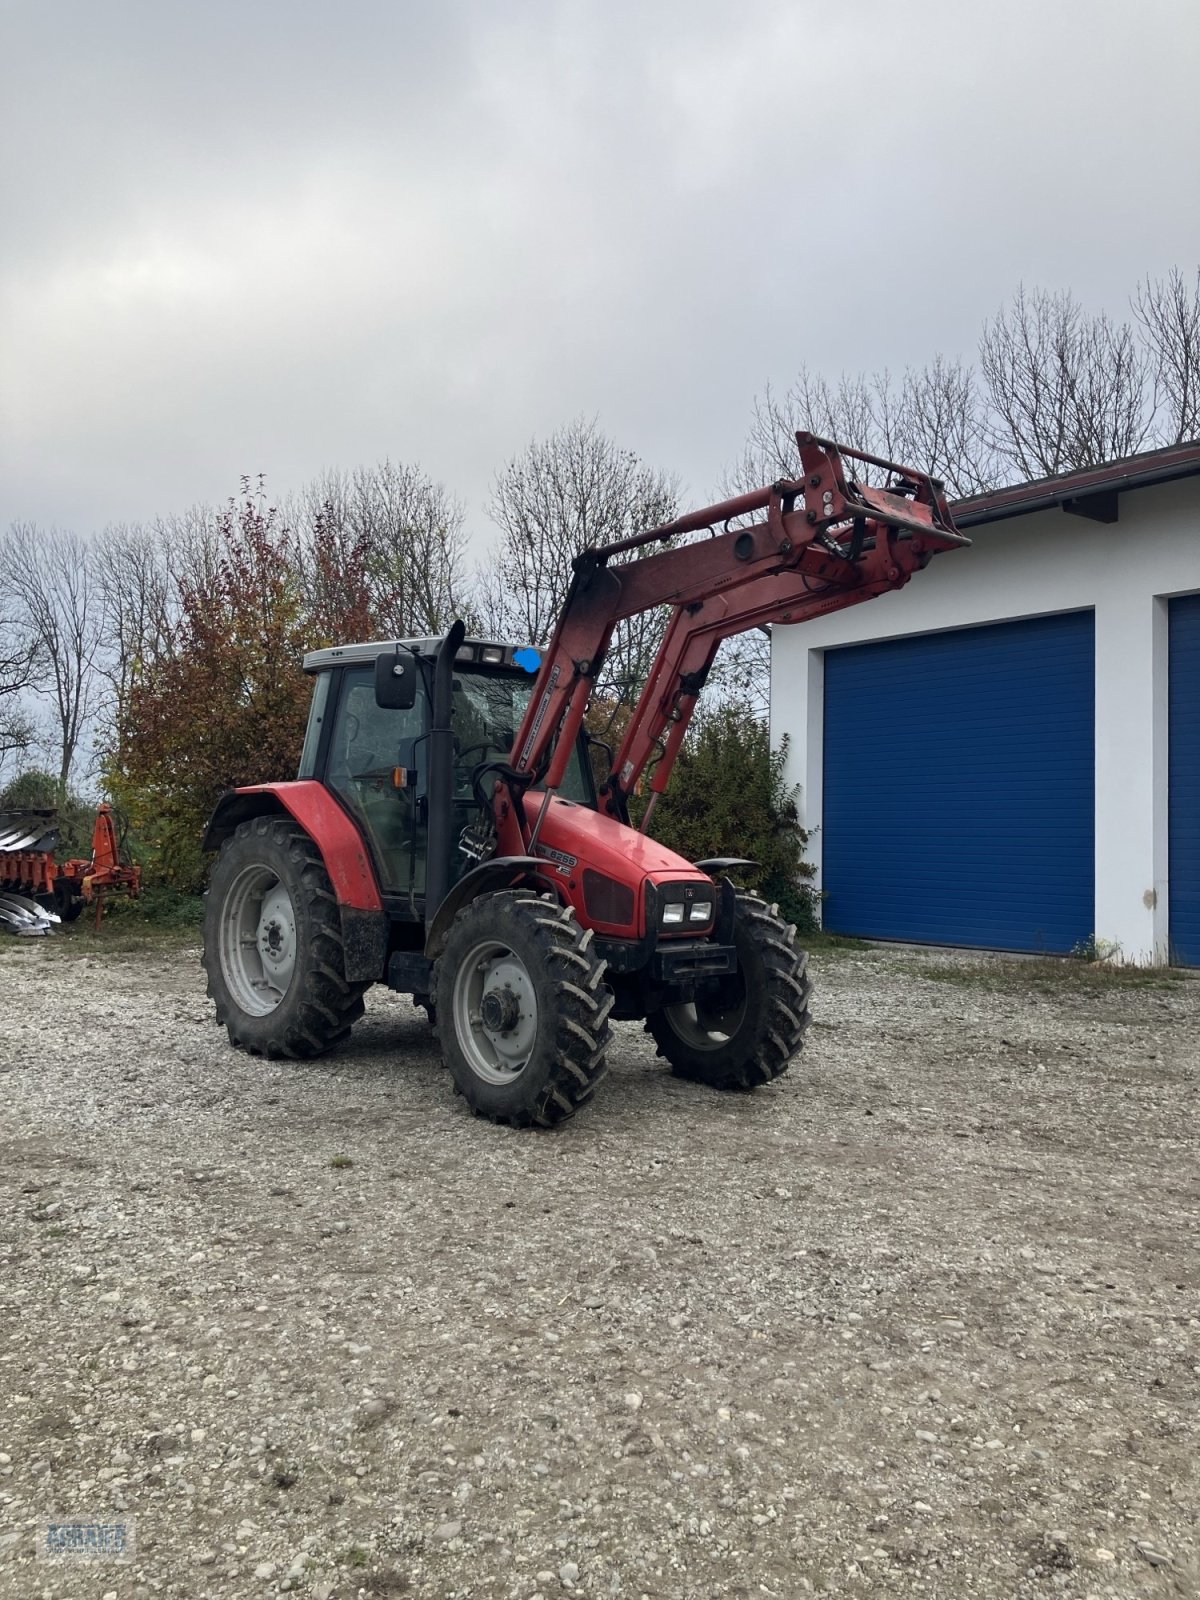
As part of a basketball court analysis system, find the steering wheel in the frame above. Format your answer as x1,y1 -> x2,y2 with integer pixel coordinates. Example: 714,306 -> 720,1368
454,743 -> 493,798
453,742 -> 500,807
456,741 -> 493,766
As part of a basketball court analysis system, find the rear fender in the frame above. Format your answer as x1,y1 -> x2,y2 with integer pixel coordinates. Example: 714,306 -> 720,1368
204,782 -> 387,983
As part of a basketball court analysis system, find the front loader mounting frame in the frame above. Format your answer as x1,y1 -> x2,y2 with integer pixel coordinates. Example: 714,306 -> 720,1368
495,432 -> 968,840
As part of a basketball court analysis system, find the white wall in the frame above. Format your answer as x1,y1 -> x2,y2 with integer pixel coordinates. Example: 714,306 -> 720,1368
769,478 -> 1200,964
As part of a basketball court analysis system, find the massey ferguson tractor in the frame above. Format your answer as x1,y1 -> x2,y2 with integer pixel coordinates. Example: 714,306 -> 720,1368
202,434 -> 967,1126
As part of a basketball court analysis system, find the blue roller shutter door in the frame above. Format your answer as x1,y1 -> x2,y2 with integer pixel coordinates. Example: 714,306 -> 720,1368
822,612 -> 1095,952
1169,595 -> 1200,966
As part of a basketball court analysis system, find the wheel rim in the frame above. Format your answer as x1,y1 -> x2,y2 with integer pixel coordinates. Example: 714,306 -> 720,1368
451,938 -> 538,1085
662,983 -> 747,1052
219,865 -> 298,1017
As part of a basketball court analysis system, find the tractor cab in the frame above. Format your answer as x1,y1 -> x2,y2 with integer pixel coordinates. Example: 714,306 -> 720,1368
298,636 -> 593,917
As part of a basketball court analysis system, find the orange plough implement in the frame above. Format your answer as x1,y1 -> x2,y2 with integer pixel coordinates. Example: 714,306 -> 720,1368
0,802 -> 141,933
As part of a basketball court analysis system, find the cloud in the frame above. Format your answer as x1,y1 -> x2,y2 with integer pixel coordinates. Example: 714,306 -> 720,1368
2,0 -> 1198,543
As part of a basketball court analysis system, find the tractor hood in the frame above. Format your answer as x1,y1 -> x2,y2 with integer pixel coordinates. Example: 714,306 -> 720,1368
522,793 -> 710,885
520,792 -> 712,939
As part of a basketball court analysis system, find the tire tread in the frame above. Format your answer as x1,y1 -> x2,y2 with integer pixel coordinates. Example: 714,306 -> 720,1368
435,889 -> 612,1128
202,817 -> 369,1061
646,890 -> 811,1091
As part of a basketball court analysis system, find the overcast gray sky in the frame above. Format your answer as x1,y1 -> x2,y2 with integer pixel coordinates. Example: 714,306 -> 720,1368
3,0 -> 1199,548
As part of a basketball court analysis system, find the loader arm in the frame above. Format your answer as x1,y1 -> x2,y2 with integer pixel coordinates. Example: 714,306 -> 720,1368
605,556 -> 935,820
499,433 -> 967,848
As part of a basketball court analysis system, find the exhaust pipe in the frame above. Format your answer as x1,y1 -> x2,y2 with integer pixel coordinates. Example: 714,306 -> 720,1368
424,620 -> 467,933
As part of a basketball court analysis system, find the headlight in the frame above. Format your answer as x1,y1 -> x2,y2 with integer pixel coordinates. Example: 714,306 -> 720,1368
661,903 -> 685,925
689,900 -> 713,922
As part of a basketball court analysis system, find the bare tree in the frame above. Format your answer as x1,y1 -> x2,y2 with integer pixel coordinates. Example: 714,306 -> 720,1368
723,360 -> 997,711
895,355 -> 996,497
5,524 -> 104,788
731,362 -> 994,499
1134,267 -> 1200,445
480,418 -> 679,712
980,285 -> 1152,478
291,460 -> 473,639
0,603 -> 39,773
95,522 -> 178,736
732,370 -> 881,490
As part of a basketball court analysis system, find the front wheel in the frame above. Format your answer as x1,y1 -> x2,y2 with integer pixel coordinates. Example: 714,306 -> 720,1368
646,892 -> 810,1090
434,891 -> 613,1127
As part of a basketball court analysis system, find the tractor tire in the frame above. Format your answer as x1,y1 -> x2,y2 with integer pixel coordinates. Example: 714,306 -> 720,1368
645,892 -> 810,1090
202,816 -> 369,1059
434,890 -> 613,1127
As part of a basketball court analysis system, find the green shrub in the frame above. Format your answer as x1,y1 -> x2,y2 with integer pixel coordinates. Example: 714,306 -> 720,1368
101,885 -> 204,931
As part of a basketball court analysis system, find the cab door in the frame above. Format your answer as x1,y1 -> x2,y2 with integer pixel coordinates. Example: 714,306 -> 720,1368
326,665 -> 427,898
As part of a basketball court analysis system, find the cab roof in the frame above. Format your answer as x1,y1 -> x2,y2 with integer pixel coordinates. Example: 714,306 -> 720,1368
302,638 -> 536,674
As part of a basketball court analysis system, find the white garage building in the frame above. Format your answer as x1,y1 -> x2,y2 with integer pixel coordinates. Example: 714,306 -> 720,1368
769,441 -> 1200,966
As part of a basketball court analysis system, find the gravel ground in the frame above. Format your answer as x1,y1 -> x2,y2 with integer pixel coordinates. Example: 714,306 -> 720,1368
0,934 -> 1198,1600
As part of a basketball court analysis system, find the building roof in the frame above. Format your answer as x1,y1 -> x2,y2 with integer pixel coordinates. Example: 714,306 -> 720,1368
952,438 -> 1200,529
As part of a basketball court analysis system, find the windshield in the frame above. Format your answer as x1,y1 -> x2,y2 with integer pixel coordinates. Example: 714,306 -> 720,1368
451,668 -> 592,806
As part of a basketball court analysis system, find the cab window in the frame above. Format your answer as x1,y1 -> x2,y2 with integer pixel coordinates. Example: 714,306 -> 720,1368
327,665 -> 427,895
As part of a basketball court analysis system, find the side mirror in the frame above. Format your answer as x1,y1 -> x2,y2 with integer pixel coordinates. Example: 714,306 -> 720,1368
375,646 -> 419,710
583,728 -> 614,786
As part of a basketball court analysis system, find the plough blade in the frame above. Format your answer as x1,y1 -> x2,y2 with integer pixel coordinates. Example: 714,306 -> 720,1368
0,890 -> 59,936
0,810 -> 59,854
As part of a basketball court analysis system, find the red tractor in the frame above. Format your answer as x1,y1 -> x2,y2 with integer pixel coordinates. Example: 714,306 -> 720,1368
202,434 -> 967,1125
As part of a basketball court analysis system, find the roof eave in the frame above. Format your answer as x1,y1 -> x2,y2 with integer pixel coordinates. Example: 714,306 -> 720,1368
952,441 -> 1200,528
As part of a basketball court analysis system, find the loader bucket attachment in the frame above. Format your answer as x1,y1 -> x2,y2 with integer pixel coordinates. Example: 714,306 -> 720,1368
794,431 -> 970,550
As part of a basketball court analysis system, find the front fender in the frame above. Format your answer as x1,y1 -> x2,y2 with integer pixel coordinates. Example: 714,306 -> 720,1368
424,857 -> 554,958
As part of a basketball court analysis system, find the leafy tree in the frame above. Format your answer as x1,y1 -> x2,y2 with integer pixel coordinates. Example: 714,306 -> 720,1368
112,487 -> 314,888
647,707 -> 815,930
109,463 -> 475,889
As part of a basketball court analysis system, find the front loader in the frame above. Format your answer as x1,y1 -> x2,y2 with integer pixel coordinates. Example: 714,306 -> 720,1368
202,433 -> 968,1125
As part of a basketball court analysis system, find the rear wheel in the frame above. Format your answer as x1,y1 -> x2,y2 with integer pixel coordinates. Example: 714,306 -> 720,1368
202,816 -> 368,1058
434,891 -> 613,1127
646,892 -> 810,1089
